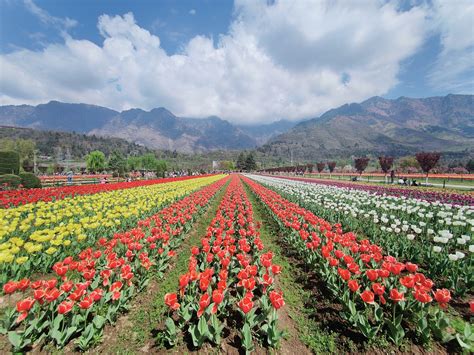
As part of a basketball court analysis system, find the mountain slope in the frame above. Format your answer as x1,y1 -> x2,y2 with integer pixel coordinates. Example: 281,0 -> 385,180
261,94 -> 474,160
237,120 -> 298,145
0,101 -> 259,153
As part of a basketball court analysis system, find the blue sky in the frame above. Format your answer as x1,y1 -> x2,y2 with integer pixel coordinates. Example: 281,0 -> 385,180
0,0 -> 473,123
1,0 -> 234,55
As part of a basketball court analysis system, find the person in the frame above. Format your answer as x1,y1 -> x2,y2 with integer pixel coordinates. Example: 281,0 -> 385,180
390,170 -> 395,184
411,179 -> 418,186
398,177 -> 404,185
403,177 -> 408,186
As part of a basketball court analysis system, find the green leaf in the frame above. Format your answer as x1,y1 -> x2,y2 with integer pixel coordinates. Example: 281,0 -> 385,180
8,331 -> 22,349
93,315 -> 106,330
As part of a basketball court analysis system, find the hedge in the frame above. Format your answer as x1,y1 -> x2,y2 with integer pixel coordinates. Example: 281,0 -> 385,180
0,174 -> 21,188
19,172 -> 42,188
0,151 -> 20,175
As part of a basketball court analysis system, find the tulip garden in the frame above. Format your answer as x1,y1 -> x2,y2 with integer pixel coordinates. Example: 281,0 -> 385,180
0,173 -> 472,353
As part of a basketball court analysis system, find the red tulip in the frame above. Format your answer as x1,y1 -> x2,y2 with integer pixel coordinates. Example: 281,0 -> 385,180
360,290 -> 375,304
17,278 -> 30,291
3,281 -> 17,294
433,289 -> 451,309
79,295 -> 94,309
405,262 -> 418,273
112,291 -> 121,301
348,280 -> 359,292
366,269 -> 378,281
58,300 -> 74,314
45,278 -> 58,290
164,293 -> 180,310
338,268 -> 351,281
371,283 -> 385,296
197,293 -> 211,317
17,297 -> 35,313
414,290 -> 432,303
269,291 -> 285,309
45,288 -> 61,302
238,296 -> 254,314
389,289 -> 405,303
61,280 -> 74,293
400,275 -> 415,289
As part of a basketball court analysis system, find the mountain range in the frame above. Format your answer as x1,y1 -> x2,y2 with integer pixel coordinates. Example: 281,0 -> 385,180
0,101 -> 296,153
0,94 -> 472,158
260,94 -> 473,160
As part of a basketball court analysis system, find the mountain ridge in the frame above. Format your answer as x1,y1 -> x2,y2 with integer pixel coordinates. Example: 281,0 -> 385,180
261,94 -> 473,160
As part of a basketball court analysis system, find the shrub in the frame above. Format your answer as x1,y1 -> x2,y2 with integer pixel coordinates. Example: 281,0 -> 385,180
0,151 -> 20,175
0,174 -> 21,189
19,172 -> 42,188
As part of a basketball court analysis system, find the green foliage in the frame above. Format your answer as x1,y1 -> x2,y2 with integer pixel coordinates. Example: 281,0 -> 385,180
0,174 -> 21,188
86,150 -> 106,172
245,152 -> 257,171
127,156 -> 142,171
0,138 -> 35,163
155,159 -> 167,178
18,172 -> 41,188
108,151 -> 127,175
236,152 -> 246,170
141,153 -> 157,171
0,151 -> 20,175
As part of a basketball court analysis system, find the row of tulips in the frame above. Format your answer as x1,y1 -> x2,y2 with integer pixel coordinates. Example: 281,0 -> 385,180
0,176 -> 228,352
0,175 -> 223,283
243,176 -> 454,347
250,174 -> 473,296
268,174 -> 474,206
0,175 -> 209,209
163,175 -> 285,352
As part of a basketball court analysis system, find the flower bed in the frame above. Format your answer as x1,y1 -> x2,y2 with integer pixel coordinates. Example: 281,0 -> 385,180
163,175 -> 284,352
0,176 -> 228,352
243,175 -> 454,347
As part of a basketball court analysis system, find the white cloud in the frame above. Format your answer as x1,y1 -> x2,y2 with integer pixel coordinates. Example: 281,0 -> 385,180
189,9 -> 196,15
2,0 -> 465,124
24,0 -> 77,31
428,0 -> 474,92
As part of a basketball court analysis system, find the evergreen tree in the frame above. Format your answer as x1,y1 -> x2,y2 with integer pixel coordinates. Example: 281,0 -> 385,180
245,152 -> 257,171
108,151 -> 127,176
236,152 -> 246,170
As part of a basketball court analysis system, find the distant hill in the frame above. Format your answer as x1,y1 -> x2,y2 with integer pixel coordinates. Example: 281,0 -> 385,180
0,126 -> 151,159
237,120 -> 298,145
260,94 -> 474,161
0,101 -> 289,153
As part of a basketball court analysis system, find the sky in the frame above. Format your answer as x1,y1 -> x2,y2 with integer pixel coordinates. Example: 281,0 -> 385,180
0,0 -> 473,124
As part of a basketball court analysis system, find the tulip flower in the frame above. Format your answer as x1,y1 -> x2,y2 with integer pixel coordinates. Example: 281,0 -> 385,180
58,300 -> 74,314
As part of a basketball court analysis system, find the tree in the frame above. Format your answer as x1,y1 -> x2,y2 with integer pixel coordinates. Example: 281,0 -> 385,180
155,160 -> 167,178
219,161 -> 235,171
108,151 -> 127,176
327,161 -> 336,172
466,159 -> 474,173
416,152 -> 441,183
245,152 -> 257,171
236,152 -> 246,171
86,150 -> 106,173
141,153 -> 158,171
316,162 -> 325,175
354,157 -> 370,176
0,138 -> 35,164
378,156 -> 394,183
127,156 -> 142,171
398,156 -> 419,172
